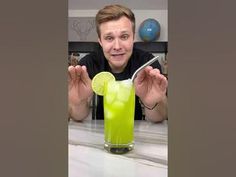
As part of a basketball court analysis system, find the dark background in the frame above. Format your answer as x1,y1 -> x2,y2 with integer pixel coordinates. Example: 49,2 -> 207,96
0,0 -> 235,177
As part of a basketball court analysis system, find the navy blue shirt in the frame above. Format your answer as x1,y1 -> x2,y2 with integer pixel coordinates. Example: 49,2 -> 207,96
79,46 -> 162,120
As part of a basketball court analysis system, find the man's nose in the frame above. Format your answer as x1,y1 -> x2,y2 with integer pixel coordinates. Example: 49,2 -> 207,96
113,39 -> 121,50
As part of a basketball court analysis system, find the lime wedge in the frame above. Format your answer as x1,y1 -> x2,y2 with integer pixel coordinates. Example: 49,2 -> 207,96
92,72 -> 115,96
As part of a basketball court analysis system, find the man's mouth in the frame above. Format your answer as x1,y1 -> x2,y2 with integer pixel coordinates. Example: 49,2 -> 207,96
111,53 -> 125,57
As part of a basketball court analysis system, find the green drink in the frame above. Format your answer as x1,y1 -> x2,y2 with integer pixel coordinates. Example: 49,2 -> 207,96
103,79 -> 135,154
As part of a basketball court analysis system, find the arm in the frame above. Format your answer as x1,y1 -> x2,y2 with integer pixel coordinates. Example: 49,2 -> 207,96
68,65 -> 93,121
134,66 -> 168,123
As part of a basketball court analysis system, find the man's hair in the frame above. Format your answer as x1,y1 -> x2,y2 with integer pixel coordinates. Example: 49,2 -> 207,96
95,4 -> 135,38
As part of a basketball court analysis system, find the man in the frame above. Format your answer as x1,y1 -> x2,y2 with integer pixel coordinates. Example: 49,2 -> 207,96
68,4 -> 168,122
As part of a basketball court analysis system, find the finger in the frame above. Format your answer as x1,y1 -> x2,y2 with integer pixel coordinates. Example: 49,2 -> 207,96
147,69 -> 168,90
75,65 -> 83,78
149,68 -> 161,77
143,66 -> 155,78
160,76 -> 168,91
81,66 -> 91,84
134,66 -> 153,86
144,65 -> 153,72
68,65 -> 76,81
149,69 -> 163,83
153,73 -> 168,91
134,68 -> 146,84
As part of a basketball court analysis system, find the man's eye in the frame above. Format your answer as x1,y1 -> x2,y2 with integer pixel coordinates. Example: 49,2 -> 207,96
121,34 -> 129,40
105,36 -> 113,41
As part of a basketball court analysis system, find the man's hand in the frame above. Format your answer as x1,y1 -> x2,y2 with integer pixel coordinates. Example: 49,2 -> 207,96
68,65 -> 93,120
134,66 -> 168,109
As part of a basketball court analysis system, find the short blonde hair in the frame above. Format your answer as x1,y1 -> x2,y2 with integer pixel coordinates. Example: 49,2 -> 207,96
95,4 -> 135,38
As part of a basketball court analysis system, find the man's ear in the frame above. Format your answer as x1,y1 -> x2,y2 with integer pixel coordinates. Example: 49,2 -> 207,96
98,38 -> 102,47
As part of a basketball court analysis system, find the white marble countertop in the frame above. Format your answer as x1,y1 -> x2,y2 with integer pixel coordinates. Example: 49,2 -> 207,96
68,119 -> 168,177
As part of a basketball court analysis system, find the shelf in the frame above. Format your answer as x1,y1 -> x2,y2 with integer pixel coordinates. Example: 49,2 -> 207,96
68,41 -> 168,54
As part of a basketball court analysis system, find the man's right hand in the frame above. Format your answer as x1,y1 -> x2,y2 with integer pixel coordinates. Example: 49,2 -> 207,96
68,65 -> 93,120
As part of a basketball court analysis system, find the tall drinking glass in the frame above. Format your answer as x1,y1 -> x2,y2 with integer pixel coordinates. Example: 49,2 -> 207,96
103,79 -> 135,154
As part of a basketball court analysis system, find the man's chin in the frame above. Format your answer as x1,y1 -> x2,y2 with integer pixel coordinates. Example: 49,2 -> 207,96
109,61 -> 126,72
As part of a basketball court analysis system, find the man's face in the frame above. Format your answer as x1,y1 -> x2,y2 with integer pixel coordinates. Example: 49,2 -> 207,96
98,16 -> 134,73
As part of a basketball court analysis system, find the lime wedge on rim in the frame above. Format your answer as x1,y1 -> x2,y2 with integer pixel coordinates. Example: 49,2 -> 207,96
92,72 -> 115,96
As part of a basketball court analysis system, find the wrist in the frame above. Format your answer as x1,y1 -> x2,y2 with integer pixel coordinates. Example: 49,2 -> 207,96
139,99 -> 158,110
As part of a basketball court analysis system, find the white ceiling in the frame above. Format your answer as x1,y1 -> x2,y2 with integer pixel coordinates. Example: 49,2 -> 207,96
68,0 -> 167,10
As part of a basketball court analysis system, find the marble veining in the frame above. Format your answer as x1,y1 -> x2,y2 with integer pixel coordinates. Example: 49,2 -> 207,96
69,119 -> 168,177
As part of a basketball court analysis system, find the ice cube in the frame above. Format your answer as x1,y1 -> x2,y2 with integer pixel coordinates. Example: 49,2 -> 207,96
105,93 -> 116,104
104,108 -> 114,119
105,81 -> 119,104
113,101 -> 125,110
121,79 -> 132,87
116,80 -> 133,102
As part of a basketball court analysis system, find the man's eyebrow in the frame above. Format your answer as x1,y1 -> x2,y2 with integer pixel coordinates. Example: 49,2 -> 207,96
102,30 -> 131,37
103,32 -> 113,36
120,30 -> 130,34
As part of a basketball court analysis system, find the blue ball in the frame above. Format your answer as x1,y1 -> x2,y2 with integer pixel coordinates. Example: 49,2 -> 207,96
138,18 -> 161,42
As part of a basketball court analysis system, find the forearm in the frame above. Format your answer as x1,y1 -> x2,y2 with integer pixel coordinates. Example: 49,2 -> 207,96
143,95 -> 168,123
68,97 -> 92,121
